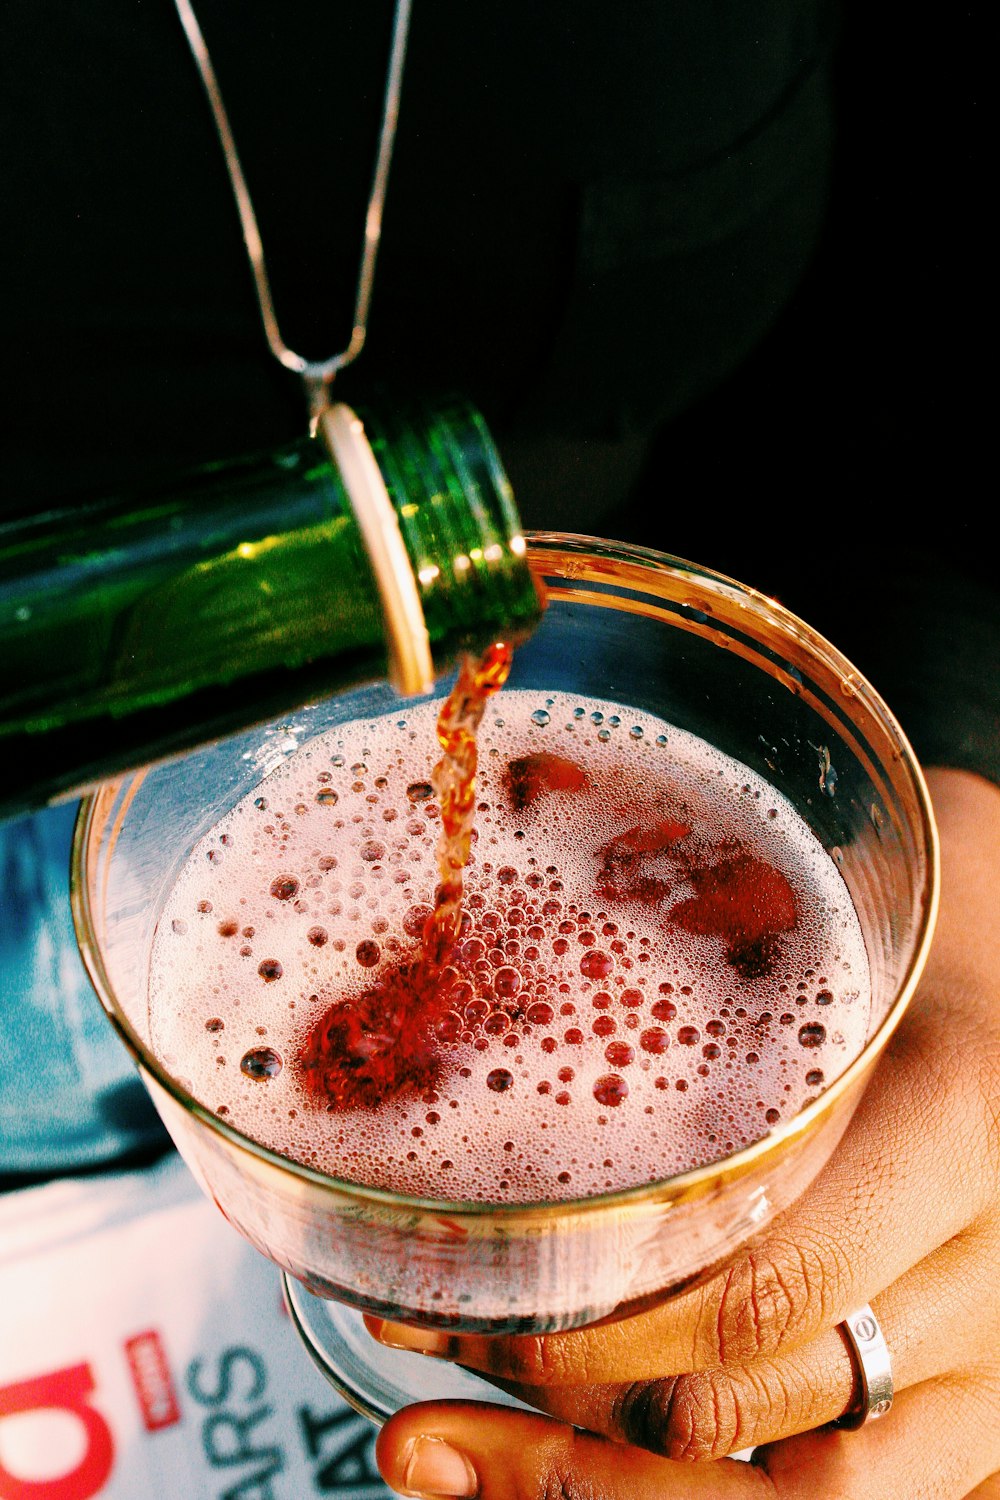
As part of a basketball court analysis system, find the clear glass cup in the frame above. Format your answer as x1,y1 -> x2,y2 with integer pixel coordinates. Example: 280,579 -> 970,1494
72,534 -> 938,1418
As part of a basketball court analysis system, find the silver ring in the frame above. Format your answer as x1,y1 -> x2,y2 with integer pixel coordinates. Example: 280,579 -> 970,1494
837,1304 -> 894,1429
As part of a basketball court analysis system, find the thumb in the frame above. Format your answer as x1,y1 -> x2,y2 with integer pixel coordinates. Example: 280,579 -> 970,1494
374,1400 -> 763,1498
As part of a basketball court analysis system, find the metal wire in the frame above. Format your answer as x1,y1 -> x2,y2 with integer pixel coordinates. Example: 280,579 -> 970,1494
172,0 -> 413,404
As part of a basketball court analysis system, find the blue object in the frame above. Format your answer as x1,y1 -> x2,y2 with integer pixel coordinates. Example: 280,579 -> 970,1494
0,802 -> 167,1174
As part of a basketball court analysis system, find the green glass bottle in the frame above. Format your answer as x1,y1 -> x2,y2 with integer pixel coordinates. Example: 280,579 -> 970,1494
0,396 -> 541,822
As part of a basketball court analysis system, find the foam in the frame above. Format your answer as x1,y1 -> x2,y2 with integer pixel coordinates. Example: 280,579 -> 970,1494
148,690 -> 871,1203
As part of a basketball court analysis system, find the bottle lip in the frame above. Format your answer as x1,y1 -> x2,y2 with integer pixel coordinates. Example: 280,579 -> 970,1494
316,402 -> 435,697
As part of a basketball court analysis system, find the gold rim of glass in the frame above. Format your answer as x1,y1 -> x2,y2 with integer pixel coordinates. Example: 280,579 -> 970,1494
70,533 -> 940,1222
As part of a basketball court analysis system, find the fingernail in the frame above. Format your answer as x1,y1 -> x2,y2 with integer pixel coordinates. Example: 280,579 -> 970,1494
402,1436 -> 478,1498
366,1316 -> 456,1357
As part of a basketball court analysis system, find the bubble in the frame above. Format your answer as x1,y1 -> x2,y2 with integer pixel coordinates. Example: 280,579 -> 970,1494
407,782 -> 434,803
593,1075 -> 628,1107
765,1107 -> 781,1124
360,841 -> 386,862
636,1027 -> 667,1055
530,710 -> 551,726
395,904 -> 429,940
258,959 -> 283,982
604,1041 -> 634,1067
677,1026 -> 700,1046
592,1015 -> 616,1037
494,967 -> 522,999
798,1023 -> 826,1048
487,1069 -> 514,1093
270,876 -> 299,902
356,940 -> 381,968
315,788 -> 339,806
218,920 -> 238,937
815,990 -> 834,1006
240,1047 -> 282,1080
205,1017 -> 224,1033
171,919 -> 187,935
805,1069 -> 825,1086
580,950 -> 613,980
307,927 -> 328,947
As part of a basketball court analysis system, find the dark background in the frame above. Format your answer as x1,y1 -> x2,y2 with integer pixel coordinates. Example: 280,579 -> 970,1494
3,2 -> 992,772
621,4 -> 987,582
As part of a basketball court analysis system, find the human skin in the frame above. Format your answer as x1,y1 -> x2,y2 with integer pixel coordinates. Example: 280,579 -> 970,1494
370,767 -> 1000,1498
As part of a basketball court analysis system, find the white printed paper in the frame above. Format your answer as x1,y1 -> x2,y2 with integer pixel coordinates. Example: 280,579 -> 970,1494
0,1155 -> 392,1500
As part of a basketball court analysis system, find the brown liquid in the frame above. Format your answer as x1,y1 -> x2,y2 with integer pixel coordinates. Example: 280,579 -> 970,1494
425,641 -> 514,963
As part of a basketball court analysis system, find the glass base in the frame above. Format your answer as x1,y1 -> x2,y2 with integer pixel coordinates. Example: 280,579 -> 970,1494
281,1273 -> 536,1426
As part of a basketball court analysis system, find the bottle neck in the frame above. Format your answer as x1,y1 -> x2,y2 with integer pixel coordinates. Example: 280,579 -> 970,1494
355,395 -> 539,674
0,397 -> 541,821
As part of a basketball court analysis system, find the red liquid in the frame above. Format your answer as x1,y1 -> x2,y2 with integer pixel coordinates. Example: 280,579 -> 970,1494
299,644 -> 513,1109
424,640 -> 513,962
149,688 -> 870,1202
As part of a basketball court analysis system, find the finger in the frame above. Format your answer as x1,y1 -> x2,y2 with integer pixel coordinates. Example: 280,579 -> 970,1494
374,1374 -> 1000,1500
375,1400 -> 767,1499
922,770 -> 1000,1006
753,1374 -> 1000,1500
460,1218 -> 999,1460
366,1009 -> 993,1385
